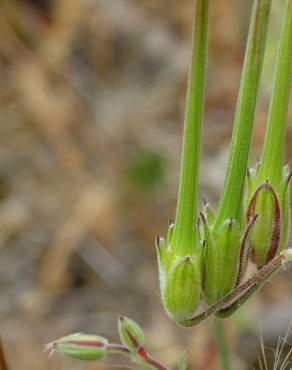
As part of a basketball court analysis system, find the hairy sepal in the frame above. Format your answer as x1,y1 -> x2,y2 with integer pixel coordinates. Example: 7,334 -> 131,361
202,217 -> 241,306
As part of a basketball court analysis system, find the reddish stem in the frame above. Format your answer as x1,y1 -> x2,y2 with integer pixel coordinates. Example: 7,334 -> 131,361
138,347 -> 170,370
108,344 -> 170,370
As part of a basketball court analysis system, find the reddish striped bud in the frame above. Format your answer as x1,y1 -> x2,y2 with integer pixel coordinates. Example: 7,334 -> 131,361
245,166 -> 291,267
45,333 -> 108,361
118,316 -> 145,349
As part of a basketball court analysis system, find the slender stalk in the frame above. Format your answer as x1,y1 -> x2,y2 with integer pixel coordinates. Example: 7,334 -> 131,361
142,351 -> 170,370
215,0 -> 271,226
258,0 -> 292,185
171,0 -> 209,256
214,319 -> 231,370
108,344 -> 170,370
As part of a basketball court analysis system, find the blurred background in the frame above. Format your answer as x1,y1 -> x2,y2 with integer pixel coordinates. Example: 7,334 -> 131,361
0,0 -> 292,369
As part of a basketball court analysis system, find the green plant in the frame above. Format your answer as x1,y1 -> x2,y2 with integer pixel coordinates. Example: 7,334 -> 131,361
48,0 -> 292,368
157,0 -> 292,327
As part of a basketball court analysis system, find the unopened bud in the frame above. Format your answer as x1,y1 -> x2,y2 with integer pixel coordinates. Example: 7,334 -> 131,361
46,333 -> 108,361
203,218 -> 241,305
118,316 -> 145,349
156,223 -> 202,326
245,165 -> 291,267
162,257 -> 201,325
247,181 -> 280,266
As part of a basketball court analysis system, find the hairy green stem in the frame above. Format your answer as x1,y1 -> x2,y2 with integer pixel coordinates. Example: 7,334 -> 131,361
171,0 -> 209,256
216,0 -> 271,226
214,319 -> 231,370
258,0 -> 292,185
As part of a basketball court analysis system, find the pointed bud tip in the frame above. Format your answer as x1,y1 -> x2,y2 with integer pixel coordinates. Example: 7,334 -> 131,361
156,236 -> 166,249
44,342 -> 56,358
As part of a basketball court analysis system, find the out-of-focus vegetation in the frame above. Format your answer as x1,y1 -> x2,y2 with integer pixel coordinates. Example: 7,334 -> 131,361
0,1 -> 291,369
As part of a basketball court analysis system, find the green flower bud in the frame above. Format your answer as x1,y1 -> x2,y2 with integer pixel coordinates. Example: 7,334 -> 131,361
246,165 -> 291,267
46,333 -> 108,361
156,235 -> 202,326
118,316 -> 145,349
202,217 -> 242,305
164,256 -> 201,325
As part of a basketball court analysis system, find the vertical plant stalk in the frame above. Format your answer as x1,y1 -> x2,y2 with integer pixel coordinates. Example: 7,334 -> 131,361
214,319 -> 231,370
215,0 -> 272,226
171,0 -> 209,256
258,0 -> 292,185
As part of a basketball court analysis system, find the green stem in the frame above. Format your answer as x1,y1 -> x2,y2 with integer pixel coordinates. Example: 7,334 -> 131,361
214,319 -> 231,370
258,0 -> 292,185
171,0 -> 209,256
215,0 -> 271,226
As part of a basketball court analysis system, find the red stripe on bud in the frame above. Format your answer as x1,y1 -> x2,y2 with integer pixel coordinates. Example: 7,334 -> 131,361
247,181 -> 281,265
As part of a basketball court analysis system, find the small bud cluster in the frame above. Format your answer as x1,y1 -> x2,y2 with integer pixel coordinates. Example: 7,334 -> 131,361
46,316 -> 184,370
156,199 -> 268,325
157,171 -> 291,326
